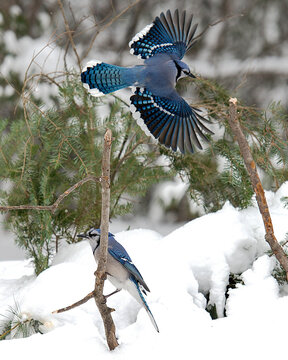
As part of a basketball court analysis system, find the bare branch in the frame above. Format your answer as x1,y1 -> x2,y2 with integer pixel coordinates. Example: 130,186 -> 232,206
82,0 -> 141,60
51,130 -> 118,350
93,128 -> 119,350
193,13 -> 244,42
228,98 -> 288,281
0,175 -> 99,213
57,0 -> 81,71
52,290 -> 96,314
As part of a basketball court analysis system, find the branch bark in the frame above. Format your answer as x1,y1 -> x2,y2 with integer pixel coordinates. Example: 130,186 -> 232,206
228,98 -> 288,281
52,130 -> 118,350
93,128 -> 119,350
52,290 -> 96,314
0,175 -> 99,214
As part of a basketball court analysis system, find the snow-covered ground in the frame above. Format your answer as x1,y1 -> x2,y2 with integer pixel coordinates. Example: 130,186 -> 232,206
1,183 -> 288,359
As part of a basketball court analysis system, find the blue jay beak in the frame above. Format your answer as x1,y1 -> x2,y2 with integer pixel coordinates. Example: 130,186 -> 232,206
187,72 -> 196,78
77,233 -> 89,239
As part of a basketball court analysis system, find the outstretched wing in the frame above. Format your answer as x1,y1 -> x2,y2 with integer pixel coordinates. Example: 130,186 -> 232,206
130,87 -> 213,154
129,9 -> 198,60
108,236 -> 150,292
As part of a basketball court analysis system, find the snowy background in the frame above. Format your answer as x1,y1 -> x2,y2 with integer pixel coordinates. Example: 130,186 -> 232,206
1,183 -> 288,358
1,0 -> 288,357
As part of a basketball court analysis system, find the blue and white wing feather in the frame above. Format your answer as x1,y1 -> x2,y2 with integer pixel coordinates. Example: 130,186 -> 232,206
129,9 -> 198,59
108,236 -> 150,292
130,87 -> 212,153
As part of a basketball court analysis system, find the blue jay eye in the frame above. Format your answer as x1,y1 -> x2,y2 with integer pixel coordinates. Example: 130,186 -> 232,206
88,228 -> 100,238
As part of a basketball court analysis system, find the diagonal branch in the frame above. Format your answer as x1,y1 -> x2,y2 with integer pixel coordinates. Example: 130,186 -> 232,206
228,98 -> 288,281
52,290 -> 96,314
0,175 -> 99,213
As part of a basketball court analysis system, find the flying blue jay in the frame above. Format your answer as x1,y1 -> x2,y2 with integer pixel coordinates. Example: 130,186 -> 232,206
81,9 -> 213,154
77,228 -> 159,332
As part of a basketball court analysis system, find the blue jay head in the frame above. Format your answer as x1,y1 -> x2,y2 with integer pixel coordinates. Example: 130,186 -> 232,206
174,59 -> 196,81
77,228 -> 101,252
77,227 -> 100,240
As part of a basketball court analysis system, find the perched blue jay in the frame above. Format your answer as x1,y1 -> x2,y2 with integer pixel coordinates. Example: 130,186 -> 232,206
81,9 -> 213,154
77,228 -> 159,332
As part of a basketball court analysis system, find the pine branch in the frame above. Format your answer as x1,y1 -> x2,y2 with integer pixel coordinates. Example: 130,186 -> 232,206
228,98 -> 288,281
0,175 -> 99,213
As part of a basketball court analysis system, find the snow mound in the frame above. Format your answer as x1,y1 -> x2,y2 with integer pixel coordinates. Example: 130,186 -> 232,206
1,183 -> 288,359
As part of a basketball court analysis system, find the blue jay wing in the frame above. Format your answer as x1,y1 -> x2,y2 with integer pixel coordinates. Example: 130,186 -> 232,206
130,87 -> 213,153
108,237 -> 150,292
129,9 -> 197,60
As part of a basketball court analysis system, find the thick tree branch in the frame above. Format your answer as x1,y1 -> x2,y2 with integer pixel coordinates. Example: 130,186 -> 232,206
0,175 -> 99,213
228,98 -> 288,281
94,128 -> 119,350
52,130 -> 118,350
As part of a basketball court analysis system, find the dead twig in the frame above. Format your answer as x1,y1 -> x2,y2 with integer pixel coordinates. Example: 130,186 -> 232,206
82,0 -> 141,60
228,98 -> 288,281
52,290 -> 96,314
57,0 -> 81,71
193,13 -> 244,43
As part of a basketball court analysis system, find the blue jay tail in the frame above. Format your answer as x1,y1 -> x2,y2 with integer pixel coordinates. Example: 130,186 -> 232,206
130,276 -> 159,333
81,60 -> 133,96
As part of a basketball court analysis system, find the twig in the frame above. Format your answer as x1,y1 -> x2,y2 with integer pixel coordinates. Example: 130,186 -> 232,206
57,0 -> 81,71
0,175 -> 99,214
228,98 -> 288,281
82,0 -> 141,60
52,290 -> 96,314
193,13 -> 244,43
0,319 -> 29,340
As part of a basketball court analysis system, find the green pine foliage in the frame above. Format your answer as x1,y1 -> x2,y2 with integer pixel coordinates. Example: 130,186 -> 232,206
1,70 -> 287,275
0,301 -> 43,340
0,75 -> 168,274
163,77 -> 288,212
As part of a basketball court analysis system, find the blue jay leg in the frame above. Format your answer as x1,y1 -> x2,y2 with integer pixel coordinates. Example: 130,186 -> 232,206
102,289 -> 122,303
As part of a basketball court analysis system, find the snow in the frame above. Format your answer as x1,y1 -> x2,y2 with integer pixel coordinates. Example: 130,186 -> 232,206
1,183 -> 288,358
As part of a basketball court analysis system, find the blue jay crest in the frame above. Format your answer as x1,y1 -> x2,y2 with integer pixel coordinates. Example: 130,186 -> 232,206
81,10 -> 213,154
